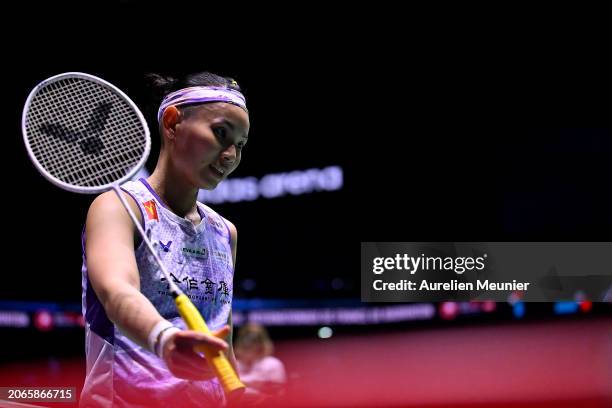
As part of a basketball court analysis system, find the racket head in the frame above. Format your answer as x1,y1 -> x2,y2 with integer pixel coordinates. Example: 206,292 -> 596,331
22,72 -> 151,194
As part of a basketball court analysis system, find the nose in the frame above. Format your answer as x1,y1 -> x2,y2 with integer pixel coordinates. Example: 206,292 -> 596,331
221,144 -> 237,165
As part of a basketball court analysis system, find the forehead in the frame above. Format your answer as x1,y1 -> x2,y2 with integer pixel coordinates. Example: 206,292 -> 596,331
188,102 -> 250,131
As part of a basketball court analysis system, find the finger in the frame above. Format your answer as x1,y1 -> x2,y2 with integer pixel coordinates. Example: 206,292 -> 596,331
174,330 -> 229,351
170,353 -> 209,372
212,325 -> 230,339
168,350 -> 215,379
170,347 -> 207,366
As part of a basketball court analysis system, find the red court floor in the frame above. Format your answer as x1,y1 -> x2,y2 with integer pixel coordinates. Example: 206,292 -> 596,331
0,317 -> 610,407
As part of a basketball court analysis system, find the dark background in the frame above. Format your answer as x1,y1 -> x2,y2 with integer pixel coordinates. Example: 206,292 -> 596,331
0,5 -> 610,407
2,5 -> 610,302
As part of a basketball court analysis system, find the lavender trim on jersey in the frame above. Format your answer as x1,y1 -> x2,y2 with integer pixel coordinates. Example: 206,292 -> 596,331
121,186 -> 146,229
138,178 -> 168,210
81,225 -> 87,260
221,218 -> 232,248
196,205 -> 206,221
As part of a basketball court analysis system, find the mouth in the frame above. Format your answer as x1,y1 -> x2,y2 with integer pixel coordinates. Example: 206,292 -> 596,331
209,164 -> 226,178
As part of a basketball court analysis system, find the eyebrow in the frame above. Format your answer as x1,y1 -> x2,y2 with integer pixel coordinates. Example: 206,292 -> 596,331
223,119 -> 235,131
222,119 -> 248,139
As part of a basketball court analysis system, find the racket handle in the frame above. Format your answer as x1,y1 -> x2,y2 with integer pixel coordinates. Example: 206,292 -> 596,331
174,294 -> 246,396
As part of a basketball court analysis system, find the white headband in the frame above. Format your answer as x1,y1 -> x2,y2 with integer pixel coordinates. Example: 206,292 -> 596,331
157,86 -> 248,122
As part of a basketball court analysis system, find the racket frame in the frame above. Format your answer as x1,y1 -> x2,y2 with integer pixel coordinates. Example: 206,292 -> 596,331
22,72 -> 151,194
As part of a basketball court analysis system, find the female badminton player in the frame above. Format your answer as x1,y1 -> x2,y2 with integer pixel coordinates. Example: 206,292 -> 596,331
80,72 -> 250,407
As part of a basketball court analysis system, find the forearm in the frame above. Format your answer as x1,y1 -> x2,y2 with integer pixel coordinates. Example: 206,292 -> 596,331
102,282 -> 165,350
227,311 -> 239,374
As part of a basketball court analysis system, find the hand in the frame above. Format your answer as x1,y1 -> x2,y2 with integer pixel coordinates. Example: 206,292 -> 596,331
162,325 -> 230,380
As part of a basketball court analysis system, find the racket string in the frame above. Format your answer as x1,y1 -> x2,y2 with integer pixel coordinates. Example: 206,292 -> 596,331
25,77 -> 148,188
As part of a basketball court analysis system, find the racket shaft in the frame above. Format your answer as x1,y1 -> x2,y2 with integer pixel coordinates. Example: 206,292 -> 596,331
175,294 -> 245,394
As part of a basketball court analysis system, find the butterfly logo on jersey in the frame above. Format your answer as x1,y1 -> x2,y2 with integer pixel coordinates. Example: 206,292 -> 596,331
159,240 -> 172,252
143,200 -> 159,221
39,101 -> 112,156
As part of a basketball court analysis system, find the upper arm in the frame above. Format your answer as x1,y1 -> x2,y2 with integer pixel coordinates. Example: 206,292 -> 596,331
225,219 -> 238,267
85,190 -> 143,307
224,219 -> 238,366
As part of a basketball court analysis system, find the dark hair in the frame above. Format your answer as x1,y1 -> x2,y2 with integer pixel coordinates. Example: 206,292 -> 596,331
144,71 -> 243,145
146,71 -> 242,106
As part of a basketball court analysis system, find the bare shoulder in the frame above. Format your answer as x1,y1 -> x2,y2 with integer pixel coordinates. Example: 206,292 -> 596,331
222,217 -> 238,258
87,190 -> 141,226
224,218 -> 238,242
85,190 -> 143,254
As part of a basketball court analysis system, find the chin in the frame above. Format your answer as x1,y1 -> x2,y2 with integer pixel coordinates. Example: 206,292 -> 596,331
199,178 -> 221,191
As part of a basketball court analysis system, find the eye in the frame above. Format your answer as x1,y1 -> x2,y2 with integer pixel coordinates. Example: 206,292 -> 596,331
213,127 -> 227,140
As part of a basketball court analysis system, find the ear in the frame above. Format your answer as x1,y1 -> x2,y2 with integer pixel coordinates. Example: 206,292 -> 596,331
161,105 -> 181,141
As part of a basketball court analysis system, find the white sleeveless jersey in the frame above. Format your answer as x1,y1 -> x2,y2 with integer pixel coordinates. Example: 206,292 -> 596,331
80,179 -> 235,407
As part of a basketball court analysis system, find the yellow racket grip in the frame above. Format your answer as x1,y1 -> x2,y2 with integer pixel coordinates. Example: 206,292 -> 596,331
174,294 -> 246,396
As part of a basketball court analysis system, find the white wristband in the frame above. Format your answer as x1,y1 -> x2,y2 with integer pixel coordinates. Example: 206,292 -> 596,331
157,327 -> 180,359
147,320 -> 175,354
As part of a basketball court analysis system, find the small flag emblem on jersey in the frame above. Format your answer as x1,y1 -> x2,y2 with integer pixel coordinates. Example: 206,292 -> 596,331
143,200 -> 159,221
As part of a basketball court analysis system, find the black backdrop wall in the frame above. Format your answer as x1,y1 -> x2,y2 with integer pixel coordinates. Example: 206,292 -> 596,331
2,5 -> 610,305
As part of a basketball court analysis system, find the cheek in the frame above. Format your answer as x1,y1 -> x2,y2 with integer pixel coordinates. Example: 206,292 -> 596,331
177,131 -> 218,161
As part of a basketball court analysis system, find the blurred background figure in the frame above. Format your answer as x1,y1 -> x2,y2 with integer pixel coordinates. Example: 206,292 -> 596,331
235,323 -> 287,400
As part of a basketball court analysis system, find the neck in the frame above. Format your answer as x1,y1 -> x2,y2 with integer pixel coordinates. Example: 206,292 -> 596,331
147,151 -> 199,218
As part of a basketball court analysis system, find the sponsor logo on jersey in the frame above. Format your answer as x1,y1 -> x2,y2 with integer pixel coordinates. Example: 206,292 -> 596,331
212,250 -> 231,264
207,215 -> 224,230
182,247 -> 208,258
